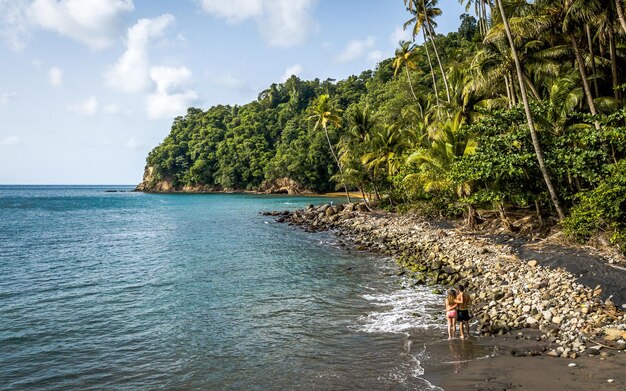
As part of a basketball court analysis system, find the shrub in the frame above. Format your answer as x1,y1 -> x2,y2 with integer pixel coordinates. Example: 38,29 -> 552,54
563,160 -> 626,252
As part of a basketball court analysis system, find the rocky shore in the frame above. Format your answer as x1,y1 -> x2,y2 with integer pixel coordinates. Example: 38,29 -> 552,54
265,203 -> 626,361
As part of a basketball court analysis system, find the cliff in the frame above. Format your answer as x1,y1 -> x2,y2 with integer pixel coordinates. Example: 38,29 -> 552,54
135,166 -> 312,195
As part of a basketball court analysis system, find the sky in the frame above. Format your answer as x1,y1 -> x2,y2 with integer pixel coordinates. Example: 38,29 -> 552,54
0,0 -> 466,185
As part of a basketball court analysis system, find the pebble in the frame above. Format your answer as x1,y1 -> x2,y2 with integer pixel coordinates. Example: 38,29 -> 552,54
279,205 -> 626,358
568,363 -> 577,367
607,379 -> 615,383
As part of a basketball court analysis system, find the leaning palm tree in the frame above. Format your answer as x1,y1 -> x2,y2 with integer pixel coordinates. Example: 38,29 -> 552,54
494,0 -> 565,220
404,0 -> 452,103
392,40 -> 420,101
309,94 -> 351,203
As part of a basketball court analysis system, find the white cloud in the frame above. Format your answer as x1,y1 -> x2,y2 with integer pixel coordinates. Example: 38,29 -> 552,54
198,0 -> 262,23
280,64 -> 303,82
0,92 -> 16,106
48,66 -> 63,86
104,14 -> 175,93
0,135 -> 19,146
198,0 -> 317,47
67,95 -> 98,116
103,103 -> 120,114
147,66 -> 199,120
334,37 -> 376,64
27,0 -> 134,50
0,0 -> 31,50
390,26 -> 412,46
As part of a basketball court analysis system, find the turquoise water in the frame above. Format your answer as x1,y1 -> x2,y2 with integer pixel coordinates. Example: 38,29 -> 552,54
0,186 -> 453,390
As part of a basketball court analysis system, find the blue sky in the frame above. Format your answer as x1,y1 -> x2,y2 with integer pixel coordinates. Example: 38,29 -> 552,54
0,0 -> 465,185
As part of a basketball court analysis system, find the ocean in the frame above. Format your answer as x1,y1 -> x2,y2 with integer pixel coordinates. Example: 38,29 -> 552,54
0,186 -> 481,390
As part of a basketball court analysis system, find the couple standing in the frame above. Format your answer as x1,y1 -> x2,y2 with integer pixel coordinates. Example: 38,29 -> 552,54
445,284 -> 471,339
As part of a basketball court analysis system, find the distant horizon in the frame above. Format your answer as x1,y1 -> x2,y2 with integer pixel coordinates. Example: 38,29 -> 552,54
0,183 -> 137,186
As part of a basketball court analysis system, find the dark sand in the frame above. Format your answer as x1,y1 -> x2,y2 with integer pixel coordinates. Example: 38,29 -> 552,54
422,330 -> 625,390
486,233 -> 626,307
422,230 -> 626,390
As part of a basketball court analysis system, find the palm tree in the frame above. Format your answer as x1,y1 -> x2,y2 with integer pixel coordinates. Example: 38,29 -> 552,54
494,0 -> 565,220
404,111 -> 478,225
309,94 -> 351,203
615,0 -> 626,34
422,30 -> 441,106
337,105 -> 377,202
392,41 -> 420,101
459,0 -> 493,37
404,0 -> 452,103
362,124 -> 409,181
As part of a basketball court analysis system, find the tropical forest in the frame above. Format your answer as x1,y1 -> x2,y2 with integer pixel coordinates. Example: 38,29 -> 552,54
141,0 -> 626,252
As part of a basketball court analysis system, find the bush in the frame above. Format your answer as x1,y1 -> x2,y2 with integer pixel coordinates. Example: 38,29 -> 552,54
563,160 -> 626,252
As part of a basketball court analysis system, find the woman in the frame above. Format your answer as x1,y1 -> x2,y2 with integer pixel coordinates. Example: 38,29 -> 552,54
455,284 -> 472,339
445,289 -> 458,340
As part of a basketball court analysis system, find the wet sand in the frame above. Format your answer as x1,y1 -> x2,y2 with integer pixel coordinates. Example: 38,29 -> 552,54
423,330 -> 625,390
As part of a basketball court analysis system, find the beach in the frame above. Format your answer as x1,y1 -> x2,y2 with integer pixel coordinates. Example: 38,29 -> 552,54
273,202 -> 626,390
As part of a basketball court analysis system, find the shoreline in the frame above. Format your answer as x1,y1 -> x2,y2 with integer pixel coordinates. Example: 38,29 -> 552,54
269,203 -> 626,390
134,188 -> 364,198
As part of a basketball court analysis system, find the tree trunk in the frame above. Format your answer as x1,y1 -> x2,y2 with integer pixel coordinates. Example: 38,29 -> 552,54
504,75 -> 513,108
481,1 -> 488,35
616,0 -> 626,35
421,0 -> 451,103
523,73 -> 541,100
534,200 -> 544,227
323,125 -> 351,203
495,202 -> 513,231
405,64 -> 419,101
496,0 -> 566,220
608,28 -> 621,102
585,24 -> 600,98
466,204 -> 477,230
572,38 -> 601,130
423,30 -> 441,106
509,72 -> 518,106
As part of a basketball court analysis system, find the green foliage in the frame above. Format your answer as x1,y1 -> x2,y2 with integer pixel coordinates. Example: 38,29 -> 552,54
563,160 -> 626,251
142,0 -> 626,252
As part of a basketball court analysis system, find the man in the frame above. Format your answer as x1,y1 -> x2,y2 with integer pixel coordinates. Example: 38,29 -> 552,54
455,284 -> 472,339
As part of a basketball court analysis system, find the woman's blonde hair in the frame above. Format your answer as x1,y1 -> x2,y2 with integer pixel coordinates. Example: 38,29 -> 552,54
447,289 -> 457,305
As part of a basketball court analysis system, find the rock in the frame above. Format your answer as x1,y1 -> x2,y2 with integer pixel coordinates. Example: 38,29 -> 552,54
607,379 -> 615,383
442,266 -> 457,274
568,363 -> 577,368
526,316 -> 538,326
585,347 -> 600,356
552,316 -> 563,324
546,350 -> 559,357
492,291 -> 505,301
527,260 -> 538,267
604,328 -> 626,341
431,260 -> 443,270
600,351 -> 614,358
